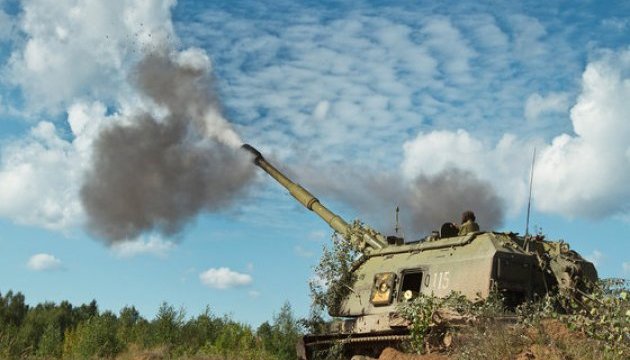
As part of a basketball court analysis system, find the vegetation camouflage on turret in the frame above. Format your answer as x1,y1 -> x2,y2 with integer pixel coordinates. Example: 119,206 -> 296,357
309,231 -> 360,319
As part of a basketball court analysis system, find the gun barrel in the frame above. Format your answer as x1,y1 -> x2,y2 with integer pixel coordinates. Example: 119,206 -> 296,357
242,144 -> 350,237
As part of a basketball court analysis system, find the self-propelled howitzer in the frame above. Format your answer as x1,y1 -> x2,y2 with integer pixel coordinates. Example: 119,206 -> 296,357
241,144 -> 598,360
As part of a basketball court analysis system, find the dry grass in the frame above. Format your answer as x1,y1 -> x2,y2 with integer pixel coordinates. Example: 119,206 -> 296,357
452,319 -> 626,360
113,345 -> 275,360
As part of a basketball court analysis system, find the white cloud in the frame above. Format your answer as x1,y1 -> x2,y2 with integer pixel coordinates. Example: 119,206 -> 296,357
193,14 -> 445,165
111,235 -> 176,258
6,0 -> 176,113
199,267 -> 252,289
182,7 -> 581,176
535,49 -> 630,218
402,130 -> 536,215
0,0 -> 180,231
402,129 -> 485,178
27,253 -> 62,271
509,15 -> 548,62
421,17 -> 476,84
313,101 -> 330,120
602,18 -> 630,32
0,1 -> 627,237
0,122 -> 83,229
248,290 -> 261,298
402,48 -> 630,220
0,101 -> 115,230
465,14 -> 509,51
623,262 -> 630,274
0,1 -> 206,233
524,92 -> 569,122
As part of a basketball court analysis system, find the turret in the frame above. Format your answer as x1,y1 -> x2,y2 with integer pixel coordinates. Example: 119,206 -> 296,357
241,144 -> 388,252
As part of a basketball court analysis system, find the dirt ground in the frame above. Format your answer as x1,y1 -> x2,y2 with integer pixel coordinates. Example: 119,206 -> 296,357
378,347 -> 449,360
514,319 -> 585,360
375,319 -> 604,360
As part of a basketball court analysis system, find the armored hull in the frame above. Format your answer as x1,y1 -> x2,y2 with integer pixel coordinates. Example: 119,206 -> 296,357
339,232 -> 539,317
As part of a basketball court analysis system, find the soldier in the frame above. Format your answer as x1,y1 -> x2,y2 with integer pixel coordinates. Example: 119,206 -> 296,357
458,210 -> 479,235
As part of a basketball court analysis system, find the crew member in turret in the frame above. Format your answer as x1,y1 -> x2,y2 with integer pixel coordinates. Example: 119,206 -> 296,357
458,210 -> 479,235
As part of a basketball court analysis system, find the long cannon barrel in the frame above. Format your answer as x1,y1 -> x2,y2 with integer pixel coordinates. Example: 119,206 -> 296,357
242,144 -> 350,236
242,144 -> 386,250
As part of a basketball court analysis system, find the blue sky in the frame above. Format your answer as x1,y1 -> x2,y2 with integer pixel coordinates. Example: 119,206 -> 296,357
0,0 -> 628,326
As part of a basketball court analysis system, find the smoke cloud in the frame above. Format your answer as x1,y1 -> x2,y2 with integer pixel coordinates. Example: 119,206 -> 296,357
404,168 -> 504,234
298,166 -> 504,238
81,50 -> 254,243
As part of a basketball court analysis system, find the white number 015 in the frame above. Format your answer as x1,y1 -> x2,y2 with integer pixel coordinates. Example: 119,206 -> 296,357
427,271 -> 450,290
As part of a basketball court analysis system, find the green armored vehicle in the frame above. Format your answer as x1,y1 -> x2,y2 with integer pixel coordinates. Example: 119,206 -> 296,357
241,144 -> 598,359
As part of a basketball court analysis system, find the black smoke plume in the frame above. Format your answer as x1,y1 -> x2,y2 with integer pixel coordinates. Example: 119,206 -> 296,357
404,168 -> 504,234
81,52 -> 254,243
297,166 -> 504,238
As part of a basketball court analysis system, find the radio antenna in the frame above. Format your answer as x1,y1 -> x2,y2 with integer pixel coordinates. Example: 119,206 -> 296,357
525,148 -> 537,236
395,206 -> 400,235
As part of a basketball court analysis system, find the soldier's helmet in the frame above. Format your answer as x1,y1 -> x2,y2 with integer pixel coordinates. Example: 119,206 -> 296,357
461,210 -> 476,223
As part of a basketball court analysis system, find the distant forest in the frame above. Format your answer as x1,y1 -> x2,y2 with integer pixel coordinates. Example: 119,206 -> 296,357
0,290 -> 301,359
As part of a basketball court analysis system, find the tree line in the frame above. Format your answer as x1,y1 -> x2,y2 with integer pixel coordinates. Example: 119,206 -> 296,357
0,290 -> 301,359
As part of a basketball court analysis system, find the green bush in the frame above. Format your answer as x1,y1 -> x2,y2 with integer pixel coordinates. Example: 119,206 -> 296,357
37,322 -> 63,358
63,312 -> 122,359
151,302 -> 185,350
257,302 -> 301,360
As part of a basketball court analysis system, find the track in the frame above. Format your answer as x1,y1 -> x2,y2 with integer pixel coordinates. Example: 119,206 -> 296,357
297,315 -> 522,359
299,331 -> 411,359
